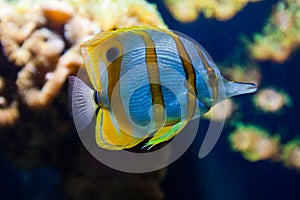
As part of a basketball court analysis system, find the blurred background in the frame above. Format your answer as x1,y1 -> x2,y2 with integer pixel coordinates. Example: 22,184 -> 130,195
0,0 -> 299,199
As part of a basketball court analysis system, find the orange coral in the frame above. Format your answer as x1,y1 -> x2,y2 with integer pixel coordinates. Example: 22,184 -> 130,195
41,0 -> 74,25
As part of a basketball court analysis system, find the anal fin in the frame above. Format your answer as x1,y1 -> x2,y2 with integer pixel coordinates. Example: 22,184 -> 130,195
95,108 -> 147,150
144,121 -> 188,149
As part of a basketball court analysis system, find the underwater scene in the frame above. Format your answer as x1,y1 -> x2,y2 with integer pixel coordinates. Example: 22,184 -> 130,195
0,0 -> 300,199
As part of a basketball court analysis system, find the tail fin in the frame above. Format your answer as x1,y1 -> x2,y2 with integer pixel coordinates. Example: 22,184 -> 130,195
68,76 -> 96,131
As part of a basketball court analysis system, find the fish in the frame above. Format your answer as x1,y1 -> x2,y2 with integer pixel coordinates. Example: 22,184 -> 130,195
68,26 -> 257,150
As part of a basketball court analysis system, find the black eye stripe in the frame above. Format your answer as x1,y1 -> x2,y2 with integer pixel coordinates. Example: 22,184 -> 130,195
106,47 -> 119,62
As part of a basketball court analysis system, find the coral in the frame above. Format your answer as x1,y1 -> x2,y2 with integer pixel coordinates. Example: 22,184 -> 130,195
0,76 -> 19,126
229,124 -> 300,172
164,0 -> 261,22
67,0 -> 167,31
23,28 -> 65,58
0,7 -> 46,65
247,0 -> 300,63
229,124 -> 280,161
282,141 -> 300,171
41,1 -> 74,25
253,87 -> 292,113
0,100 -> 19,126
64,16 -> 99,44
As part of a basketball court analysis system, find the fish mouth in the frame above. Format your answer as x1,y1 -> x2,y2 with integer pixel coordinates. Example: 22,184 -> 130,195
243,83 -> 257,94
223,79 -> 258,99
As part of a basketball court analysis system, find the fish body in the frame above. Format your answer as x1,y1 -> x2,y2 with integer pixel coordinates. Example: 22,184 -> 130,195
69,26 -> 257,150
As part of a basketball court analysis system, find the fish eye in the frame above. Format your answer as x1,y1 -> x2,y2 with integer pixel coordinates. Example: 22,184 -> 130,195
208,73 -> 217,80
106,47 -> 119,62
206,72 -> 218,81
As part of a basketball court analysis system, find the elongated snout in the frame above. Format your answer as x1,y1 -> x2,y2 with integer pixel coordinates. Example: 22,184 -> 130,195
223,79 -> 257,98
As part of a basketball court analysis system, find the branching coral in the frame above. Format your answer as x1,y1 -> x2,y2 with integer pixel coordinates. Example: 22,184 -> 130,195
164,0 -> 261,22
0,7 -> 46,66
23,28 -> 65,58
0,0 -> 166,117
247,0 -> 300,63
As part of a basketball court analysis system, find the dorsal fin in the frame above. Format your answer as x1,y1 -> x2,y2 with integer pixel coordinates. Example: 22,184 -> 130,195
80,26 -> 170,91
